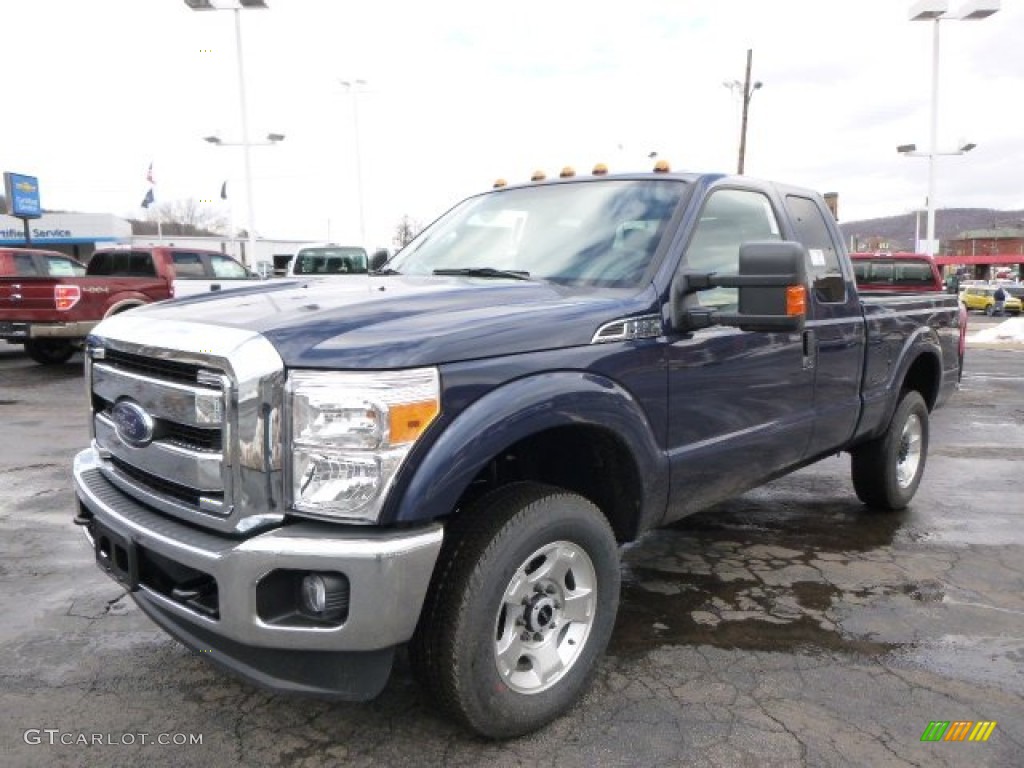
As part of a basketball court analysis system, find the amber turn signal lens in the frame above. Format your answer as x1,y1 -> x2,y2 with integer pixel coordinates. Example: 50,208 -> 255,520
389,400 -> 440,444
786,285 -> 807,316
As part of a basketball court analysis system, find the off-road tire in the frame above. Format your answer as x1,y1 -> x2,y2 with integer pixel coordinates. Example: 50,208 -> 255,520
851,390 -> 929,510
409,482 -> 620,739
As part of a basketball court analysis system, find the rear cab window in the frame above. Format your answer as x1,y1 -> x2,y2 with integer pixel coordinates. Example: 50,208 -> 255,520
87,251 -> 157,277
851,256 -> 939,289
292,247 -> 369,275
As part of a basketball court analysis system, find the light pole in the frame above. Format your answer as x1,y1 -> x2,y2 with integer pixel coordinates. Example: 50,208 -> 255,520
184,0 -> 268,265
339,79 -> 368,246
905,0 -> 1000,257
203,133 -> 285,260
723,49 -> 762,175
898,139 -> 978,254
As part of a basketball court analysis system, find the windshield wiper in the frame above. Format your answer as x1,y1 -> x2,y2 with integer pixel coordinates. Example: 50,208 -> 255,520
370,267 -> 402,275
433,267 -> 532,281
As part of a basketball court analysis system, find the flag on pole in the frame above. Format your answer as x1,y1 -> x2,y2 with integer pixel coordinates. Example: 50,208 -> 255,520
141,162 -> 156,208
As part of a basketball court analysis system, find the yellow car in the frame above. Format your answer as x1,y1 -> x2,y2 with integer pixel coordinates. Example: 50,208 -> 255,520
959,285 -> 1022,316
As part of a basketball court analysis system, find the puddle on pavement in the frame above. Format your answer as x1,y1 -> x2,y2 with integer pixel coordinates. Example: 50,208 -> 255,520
609,490 -> 916,659
891,635 -> 1024,698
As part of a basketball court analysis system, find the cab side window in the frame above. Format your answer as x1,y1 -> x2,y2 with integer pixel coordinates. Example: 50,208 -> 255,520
13,253 -> 36,275
683,188 -> 782,309
45,256 -> 84,277
209,255 -> 248,279
785,195 -> 846,303
172,252 -> 206,278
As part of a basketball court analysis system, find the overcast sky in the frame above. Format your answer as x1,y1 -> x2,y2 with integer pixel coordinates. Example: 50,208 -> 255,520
4,0 -> 1022,247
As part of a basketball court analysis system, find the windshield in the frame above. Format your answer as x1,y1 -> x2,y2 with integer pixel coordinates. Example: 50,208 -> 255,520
388,179 -> 687,287
292,246 -> 369,275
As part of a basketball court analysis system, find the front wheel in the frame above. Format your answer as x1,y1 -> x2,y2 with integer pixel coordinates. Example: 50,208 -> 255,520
410,482 -> 620,739
24,339 -> 75,365
850,391 -> 929,510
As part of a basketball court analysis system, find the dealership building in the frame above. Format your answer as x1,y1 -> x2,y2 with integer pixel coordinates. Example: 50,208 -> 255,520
0,211 -> 307,267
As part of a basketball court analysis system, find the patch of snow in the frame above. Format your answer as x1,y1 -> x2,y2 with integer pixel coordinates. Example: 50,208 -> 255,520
967,317 -> 1024,345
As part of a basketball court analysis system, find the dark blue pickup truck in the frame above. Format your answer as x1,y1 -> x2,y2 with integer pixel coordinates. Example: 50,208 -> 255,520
73,171 -> 962,738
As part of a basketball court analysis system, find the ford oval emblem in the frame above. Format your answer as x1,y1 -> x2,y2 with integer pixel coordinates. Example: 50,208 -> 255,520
111,400 -> 155,448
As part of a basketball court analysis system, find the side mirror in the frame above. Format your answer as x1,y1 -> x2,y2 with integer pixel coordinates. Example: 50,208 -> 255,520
671,240 -> 808,333
370,249 -> 390,271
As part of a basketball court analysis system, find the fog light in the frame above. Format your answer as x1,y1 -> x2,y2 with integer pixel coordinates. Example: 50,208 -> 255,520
300,572 -> 349,621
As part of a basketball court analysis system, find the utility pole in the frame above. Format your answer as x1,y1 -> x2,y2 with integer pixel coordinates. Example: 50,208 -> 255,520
737,49 -> 762,175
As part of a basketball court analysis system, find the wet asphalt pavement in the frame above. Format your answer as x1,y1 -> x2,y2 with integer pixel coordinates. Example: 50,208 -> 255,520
1,324 -> 1022,767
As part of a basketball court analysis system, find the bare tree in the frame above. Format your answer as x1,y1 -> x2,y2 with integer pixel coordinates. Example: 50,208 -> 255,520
393,214 -> 421,248
131,198 -> 228,237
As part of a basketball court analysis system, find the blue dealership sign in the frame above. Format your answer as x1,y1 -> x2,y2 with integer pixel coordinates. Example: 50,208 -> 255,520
3,172 -> 42,219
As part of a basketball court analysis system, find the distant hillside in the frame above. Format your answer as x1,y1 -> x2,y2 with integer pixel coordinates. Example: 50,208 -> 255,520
839,208 -> 1024,252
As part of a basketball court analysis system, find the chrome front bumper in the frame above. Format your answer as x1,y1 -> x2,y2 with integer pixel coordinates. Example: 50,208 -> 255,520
73,448 -> 443,655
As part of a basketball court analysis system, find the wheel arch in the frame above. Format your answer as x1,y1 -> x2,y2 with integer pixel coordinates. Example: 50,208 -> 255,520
104,296 -> 149,317
901,347 -> 942,411
388,371 -> 668,542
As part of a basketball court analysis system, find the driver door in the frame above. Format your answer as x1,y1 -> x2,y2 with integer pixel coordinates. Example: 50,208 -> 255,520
664,187 -> 815,521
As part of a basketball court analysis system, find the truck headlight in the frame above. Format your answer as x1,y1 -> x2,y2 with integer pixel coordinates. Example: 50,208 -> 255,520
287,368 -> 440,522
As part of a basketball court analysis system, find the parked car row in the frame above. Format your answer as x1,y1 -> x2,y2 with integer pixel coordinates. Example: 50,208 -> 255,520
959,284 -> 1023,316
0,245 -> 260,364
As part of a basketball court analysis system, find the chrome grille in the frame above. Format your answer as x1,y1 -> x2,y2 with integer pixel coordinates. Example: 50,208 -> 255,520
93,394 -> 223,452
102,347 -> 209,386
85,313 -> 287,535
109,456 -> 215,509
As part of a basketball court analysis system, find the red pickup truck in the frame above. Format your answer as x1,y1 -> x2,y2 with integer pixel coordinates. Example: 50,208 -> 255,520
0,247 -> 173,364
1,245 -> 258,364
849,252 -> 944,292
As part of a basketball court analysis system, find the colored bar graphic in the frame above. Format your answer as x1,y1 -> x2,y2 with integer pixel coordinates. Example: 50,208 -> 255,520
920,720 -> 997,743
943,721 -> 973,741
968,722 -> 997,742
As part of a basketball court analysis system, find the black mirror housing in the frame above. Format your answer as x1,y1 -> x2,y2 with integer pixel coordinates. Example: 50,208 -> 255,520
671,240 -> 808,334
733,241 -> 807,332
370,249 -> 390,271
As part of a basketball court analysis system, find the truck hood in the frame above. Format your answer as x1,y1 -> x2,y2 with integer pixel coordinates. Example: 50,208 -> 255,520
129,275 -> 649,368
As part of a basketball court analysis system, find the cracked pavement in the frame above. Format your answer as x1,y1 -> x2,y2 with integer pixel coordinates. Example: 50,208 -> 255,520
1,335 -> 1022,767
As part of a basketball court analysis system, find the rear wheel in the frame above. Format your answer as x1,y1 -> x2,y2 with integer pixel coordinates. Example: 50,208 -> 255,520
984,304 -> 994,316
410,482 -> 620,739
851,391 -> 929,510
24,339 -> 75,365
